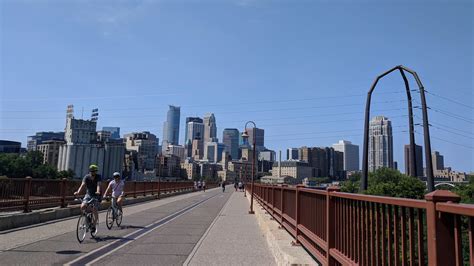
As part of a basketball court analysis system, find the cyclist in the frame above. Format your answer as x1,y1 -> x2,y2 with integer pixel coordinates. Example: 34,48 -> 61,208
74,164 -> 102,234
103,172 -> 125,210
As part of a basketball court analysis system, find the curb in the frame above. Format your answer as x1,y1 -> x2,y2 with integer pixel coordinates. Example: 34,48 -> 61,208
0,189 -> 195,232
247,196 -> 318,266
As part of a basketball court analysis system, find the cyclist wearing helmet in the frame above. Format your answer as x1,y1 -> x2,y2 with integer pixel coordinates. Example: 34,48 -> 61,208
103,172 -> 125,210
74,164 -> 102,233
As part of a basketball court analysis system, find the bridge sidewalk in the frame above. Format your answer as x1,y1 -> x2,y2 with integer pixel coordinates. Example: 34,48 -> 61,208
184,189 -> 276,266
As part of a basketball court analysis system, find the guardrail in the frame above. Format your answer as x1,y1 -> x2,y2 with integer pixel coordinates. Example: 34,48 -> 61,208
0,177 -> 216,213
249,183 -> 474,266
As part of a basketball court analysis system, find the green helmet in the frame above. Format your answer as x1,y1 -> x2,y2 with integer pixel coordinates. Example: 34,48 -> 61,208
89,164 -> 99,172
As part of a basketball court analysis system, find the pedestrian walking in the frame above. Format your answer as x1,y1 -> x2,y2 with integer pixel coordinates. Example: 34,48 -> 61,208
202,180 -> 206,192
221,181 -> 226,192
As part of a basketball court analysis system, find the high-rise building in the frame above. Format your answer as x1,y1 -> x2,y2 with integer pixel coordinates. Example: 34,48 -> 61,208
65,118 -> 97,144
368,116 -> 393,172
192,138 -> 204,160
186,121 -> 205,144
247,128 -> 264,148
184,117 -> 203,144
102,127 -> 120,139
222,128 -> 239,160
162,105 -> 180,150
0,140 -> 21,153
332,140 -> 359,171
432,151 -> 444,171
204,142 -> 226,163
404,144 -> 423,177
27,132 -> 65,151
166,144 -> 186,161
287,148 -> 299,160
124,132 -> 158,171
203,113 -> 217,143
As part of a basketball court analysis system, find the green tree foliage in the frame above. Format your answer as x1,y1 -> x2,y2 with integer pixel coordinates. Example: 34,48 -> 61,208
58,169 -> 75,179
0,151 -> 62,179
340,168 -> 426,199
452,175 -> 474,204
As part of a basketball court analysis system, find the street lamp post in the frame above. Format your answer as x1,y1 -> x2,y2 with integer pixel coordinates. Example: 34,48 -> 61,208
242,121 -> 257,214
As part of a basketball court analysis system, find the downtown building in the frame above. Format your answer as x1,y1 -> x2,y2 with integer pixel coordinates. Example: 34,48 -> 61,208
102,127 -> 121,139
27,131 -> 65,151
162,105 -> 180,151
124,131 -> 158,172
203,113 -> 217,143
57,116 -> 125,178
404,144 -> 423,177
184,117 -> 203,144
368,116 -> 394,172
332,140 -> 359,171
222,128 -> 239,160
287,148 -> 299,160
298,146 -> 345,179
186,120 -> 205,158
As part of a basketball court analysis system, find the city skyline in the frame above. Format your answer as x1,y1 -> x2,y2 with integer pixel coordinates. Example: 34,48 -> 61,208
1,1 -> 472,172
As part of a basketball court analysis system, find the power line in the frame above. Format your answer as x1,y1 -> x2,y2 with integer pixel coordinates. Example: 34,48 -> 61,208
415,131 -> 474,150
425,90 -> 474,110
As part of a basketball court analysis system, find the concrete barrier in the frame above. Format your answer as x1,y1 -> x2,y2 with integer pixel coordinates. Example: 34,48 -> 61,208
0,188 -> 194,231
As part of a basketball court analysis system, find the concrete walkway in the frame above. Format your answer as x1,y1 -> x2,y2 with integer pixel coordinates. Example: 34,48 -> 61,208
185,189 -> 276,266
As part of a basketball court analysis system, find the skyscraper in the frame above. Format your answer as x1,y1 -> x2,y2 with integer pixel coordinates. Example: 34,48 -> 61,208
432,151 -> 444,171
162,105 -> 180,150
203,113 -> 217,143
186,121 -> 205,144
222,128 -> 239,160
332,140 -> 359,171
287,148 -> 299,160
247,128 -> 264,148
404,144 -> 423,177
368,116 -> 393,172
102,127 -> 120,139
184,117 -> 203,144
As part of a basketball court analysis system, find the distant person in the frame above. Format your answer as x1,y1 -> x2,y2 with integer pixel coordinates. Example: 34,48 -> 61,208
202,180 -> 206,192
221,181 -> 226,192
194,181 -> 198,191
198,180 -> 202,191
234,182 -> 238,191
238,181 -> 243,192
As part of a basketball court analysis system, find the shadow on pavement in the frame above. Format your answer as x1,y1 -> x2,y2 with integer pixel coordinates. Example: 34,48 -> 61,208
56,250 -> 82,255
119,225 -> 146,229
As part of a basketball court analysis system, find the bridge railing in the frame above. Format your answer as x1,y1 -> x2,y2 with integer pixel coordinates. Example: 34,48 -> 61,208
250,183 -> 473,266
0,177 -> 213,213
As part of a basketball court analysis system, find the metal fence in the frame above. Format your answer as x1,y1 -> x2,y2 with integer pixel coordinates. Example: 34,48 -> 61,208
0,177 -> 215,213
250,183 -> 474,266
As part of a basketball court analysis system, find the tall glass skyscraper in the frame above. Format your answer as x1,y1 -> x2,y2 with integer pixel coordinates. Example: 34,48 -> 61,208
222,128 -> 239,160
185,117 -> 203,144
203,113 -> 217,143
162,105 -> 180,150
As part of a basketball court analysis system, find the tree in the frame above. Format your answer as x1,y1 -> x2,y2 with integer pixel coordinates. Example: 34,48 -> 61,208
340,168 -> 426,199
58,169 -> 75,179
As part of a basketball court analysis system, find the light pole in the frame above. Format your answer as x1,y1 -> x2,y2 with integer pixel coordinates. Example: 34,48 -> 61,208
242,121 -> 256,214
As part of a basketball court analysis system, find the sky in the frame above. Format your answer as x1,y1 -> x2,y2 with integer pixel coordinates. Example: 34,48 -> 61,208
1,0 -> 473,173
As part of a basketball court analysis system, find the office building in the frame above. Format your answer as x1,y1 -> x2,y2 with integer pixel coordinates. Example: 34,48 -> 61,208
247,128 -> 264,148
222,128 -> 239,160
181,159 -> 200,180
184,117 -> 203,144
186,121 -> 205,144
192,138 -> 204,160
102,127 -> 120,139
333,140 -> 359,171
404,144 -> 423,177
167,145 -> 186,161
272,161 -> 313,181
368,116 -> 393,172
162,105 -> 180,149
287,148 -> 299,160
432,151 -> 444,171
204,142 -> 226,163
27,132 -> 64,151
37,140 -> 65,168
124,132 -> 158,171
203,113 -> 217,143
0,140 -> 21,153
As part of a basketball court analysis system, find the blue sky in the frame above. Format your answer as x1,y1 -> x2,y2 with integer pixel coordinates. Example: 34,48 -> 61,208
1,0 -> 473,172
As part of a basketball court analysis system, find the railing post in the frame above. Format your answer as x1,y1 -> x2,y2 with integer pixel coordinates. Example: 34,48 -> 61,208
326,186 -> 340,265
292,184 -> 304,246
279,184 -> 286,228
133,181 -> 137,198
60,178 -> 67,208
425,190 -> 461,266
23,177 -> 32,213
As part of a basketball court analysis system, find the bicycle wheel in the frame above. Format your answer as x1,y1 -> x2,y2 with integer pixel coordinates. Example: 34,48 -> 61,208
106,207 -> 114,230
76,214 -> 87,243
116,208 -> 123,227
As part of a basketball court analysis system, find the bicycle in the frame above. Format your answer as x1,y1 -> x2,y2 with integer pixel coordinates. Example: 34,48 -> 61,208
105,196 -> 123,230
76,197 -> 99,243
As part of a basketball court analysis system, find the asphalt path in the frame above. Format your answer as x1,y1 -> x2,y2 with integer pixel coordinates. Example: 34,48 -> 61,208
0,187 -> 232,265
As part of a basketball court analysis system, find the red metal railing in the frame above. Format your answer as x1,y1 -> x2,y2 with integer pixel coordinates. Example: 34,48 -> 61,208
0,178 -> 215,213
250,183 -> 474,266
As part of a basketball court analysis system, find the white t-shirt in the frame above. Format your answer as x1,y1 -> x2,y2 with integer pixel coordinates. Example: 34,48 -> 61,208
109,179 -> 125,198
